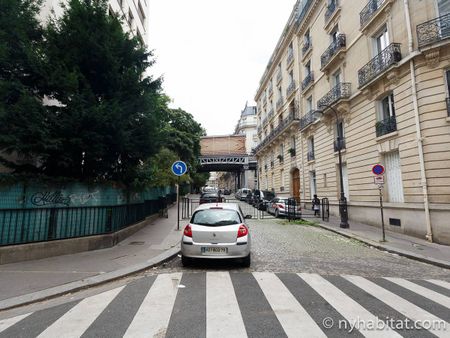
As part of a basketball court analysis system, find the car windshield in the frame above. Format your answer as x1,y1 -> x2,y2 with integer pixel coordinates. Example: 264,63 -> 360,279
191,209 -> 242,226
201,193 -> 218,198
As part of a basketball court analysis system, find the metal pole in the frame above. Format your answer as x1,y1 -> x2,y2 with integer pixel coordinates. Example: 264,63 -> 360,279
379,186 -> 386,242
177,177 -> 180,231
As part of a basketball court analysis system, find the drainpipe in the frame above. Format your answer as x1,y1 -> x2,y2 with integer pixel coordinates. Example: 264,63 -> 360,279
403,0 -> 433,242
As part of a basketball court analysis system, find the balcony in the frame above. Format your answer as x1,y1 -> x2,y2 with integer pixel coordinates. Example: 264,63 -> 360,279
358,43 -> 401,88
447,98 -> 450,117
276,70 -> 282,84
334,138 -> 346,152
302,38 -> 312,57
307,151 -> 315,161
300,110 -> 318,130
320,34 -> 346,71
276,97 -> 284,111
375,115 -> 397,137
286,81 -> 296,98
325,0 -> 339,24
417,13 -> 450,49
317,82 -> 351,108
360,0 -> 388,30
301,72 -> 314,92
286,50 -> 294,67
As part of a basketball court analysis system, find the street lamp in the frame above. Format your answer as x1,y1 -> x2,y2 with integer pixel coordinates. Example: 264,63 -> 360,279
314,104 -> 349,228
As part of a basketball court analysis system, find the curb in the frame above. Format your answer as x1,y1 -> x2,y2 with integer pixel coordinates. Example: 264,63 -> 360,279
0,245 -> 181,312
317,223 -> 450,270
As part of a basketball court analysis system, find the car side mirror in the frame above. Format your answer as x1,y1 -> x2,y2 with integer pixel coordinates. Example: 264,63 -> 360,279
244,215 -> 252,219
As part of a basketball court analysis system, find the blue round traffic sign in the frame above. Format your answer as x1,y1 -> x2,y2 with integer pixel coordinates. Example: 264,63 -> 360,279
372,164 -> 385,176
171,161 -> 188,176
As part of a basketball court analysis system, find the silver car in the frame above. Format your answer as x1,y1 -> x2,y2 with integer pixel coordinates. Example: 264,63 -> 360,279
267,197 -> 302,218
181,203 -> 251,267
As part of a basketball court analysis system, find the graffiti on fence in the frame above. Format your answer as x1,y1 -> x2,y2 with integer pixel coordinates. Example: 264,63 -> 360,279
30,191 -> 71,206
69,190 -> 100,205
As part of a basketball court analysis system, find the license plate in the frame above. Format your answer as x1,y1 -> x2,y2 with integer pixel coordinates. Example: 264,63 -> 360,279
201,247 -> 228,255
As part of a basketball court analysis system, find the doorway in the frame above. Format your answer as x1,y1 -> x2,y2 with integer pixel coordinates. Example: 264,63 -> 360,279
292,168 -> 300,203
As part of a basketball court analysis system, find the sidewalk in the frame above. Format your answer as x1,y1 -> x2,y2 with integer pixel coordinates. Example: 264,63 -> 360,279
0,204 -> 182,311
318,215 -> 450,269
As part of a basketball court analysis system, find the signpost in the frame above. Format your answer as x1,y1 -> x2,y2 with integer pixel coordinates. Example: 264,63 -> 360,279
172,161 -> 188,231
372,164 -> 386,242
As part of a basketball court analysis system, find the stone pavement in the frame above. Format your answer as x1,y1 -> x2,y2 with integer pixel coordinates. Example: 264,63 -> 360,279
0,204 -> 182,310
317,215 -> 450,269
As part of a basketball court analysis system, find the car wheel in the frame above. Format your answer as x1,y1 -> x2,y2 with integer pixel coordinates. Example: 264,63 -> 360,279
181,255 -> 191,267
275,209 -> 280,218
241,254 -> 251,267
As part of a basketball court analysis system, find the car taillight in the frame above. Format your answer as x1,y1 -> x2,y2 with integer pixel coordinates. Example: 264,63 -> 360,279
237,224 -> 248,238
278,204 -> 285,209
184,224 -> 192,237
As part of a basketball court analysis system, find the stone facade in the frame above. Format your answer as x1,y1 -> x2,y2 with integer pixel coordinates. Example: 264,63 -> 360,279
254,0 -> 450,244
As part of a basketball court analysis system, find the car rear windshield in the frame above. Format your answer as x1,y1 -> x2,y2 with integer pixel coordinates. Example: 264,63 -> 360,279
191,209 -> 242,226
201,193 -> 218,198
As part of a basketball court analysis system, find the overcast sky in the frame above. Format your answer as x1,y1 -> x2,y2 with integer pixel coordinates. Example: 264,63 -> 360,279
148,0 -> 296,136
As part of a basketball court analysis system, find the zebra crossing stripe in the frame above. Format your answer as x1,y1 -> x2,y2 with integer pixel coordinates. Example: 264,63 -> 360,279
253,272 -> 326,337
427,279 -> 450,290
124,273 -> 182,338
0,313 -> 30,333
37,286 -> 124,338
299,273 -> 401,337
344,275 -> 449,338
206,272 -> 247,338
385,277 -> 450,309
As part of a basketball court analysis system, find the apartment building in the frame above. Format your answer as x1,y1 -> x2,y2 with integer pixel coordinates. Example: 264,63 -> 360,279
40,0 -> 149,44
254,0 -> 450,244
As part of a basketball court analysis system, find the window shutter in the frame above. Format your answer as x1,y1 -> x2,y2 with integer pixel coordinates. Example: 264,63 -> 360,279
384,151 -> 404,202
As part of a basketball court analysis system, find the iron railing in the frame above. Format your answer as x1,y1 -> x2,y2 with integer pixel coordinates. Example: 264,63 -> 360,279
276,97 -> 284,111
325,0 -> 339,22
287,49 -> 294,66
317,82 -> 351,108
302,72 -> 314,91
321,34 -> 346,70
375,115 -> 397,137
334,138 -> 346,152
417,13 -> 450,48
358,43 -> 401,88
0,195 -> 176,246
300,110 -> 318,130
360,0 -> 384,28
307,151 -> 315,161
286,81 -> 296,98
447,98 -> 450,117
302,38 -> 312,56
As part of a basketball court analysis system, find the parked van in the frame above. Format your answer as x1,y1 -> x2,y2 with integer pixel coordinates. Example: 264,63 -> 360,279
235,188 -> 251,201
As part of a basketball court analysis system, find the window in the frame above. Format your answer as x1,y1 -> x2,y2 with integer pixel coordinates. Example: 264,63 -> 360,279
438,0 -> 450,16
373,25 -> 389,55
280,169 -> 285,190
128,9 -> 134,27
376,94 -> 397,137
446,70 -> 450,116
306,96 -> 313,112
307,136 -> 315,161
384,151 -> 404,202
289,70 -> 294,83
304,29 -> 311,44
309,171 -> 317,198
137,1 -> 146,28
278,114 -> 283,125
379,93 -> 395,120
332,69 -> 341,86
291,136 -> 296,150
305,61 -> 311,76
330,25 -> 339,42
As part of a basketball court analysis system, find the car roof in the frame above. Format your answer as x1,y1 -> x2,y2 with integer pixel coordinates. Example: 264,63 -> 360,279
195,203 -> 240,211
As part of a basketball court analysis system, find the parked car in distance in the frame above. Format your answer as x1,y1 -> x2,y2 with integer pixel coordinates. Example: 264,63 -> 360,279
199,192 -> 222,204
267,197 -> 301,218
245,191 -> 254,204
254,190 -> 276,210
235,188 -> 251,201
223,189 -> 231,195
180,203 -> 251,267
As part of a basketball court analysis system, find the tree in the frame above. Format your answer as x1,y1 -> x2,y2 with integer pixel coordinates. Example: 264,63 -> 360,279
0,0 -> 49,172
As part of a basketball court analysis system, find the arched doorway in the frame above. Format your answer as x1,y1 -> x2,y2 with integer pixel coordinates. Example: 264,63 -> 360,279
291,168 -> 300,203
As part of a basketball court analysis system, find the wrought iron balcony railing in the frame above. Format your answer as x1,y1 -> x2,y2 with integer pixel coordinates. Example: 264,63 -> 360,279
325,0 -> 339,23
321,34 -> 346,70
317,82 -> 351,108
300,110 -> 318,130
276,97 -> 284,111
307,151 -> 315,161
287,50 -> 294,66
360,0 -> 384,28
286,81 -> 296,98
375,115 -> 397,137
358,43 -> 401,88
302,38 -> 312,56
301,72 -> 314,91
417,13 -> 450,48
447,98 -> 450,117
334,138 -> 346,152
276,70 -> 282,84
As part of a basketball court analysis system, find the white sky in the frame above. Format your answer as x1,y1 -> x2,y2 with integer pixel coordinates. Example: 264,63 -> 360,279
148,0 -> 296,136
